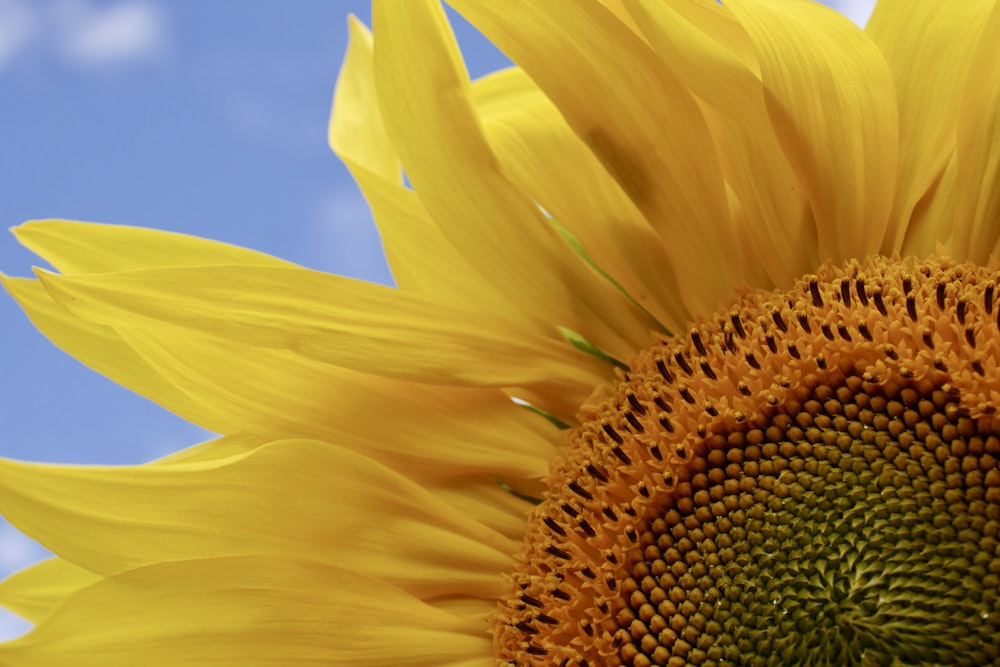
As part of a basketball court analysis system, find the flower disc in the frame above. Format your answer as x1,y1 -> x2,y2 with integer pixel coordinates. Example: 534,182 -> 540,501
494,257 -> 1000,667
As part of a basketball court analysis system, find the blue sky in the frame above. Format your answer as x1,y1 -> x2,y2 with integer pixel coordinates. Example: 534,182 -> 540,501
0,0 -> 875,641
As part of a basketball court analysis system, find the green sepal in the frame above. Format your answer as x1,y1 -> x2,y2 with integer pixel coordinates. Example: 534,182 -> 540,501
519,402 -> 572,430
495,479 -> 542,505
559,326 -> 629,371
548,216 -> 672,337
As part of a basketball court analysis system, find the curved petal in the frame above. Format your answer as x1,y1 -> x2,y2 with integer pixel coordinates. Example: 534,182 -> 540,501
35,265 -> 609,393
724,0 -> 898,262
0,439 -> 277,625
625,0 -> 815,288
0,559 -> 99,623
151,432 -> 267,465
449,0 -> 745,316
13,220 -> 296,274
330,15 -> 493,302
475,67 -> 691,331
328,15 -> 399,183
950,2 -> 1000,263
905,157 -> 959,259
865,0 -> 994,254
4,278 -> 275,457
117,327 -> 557,481
428,477 -> 534,543
0,440 -> 514,599
341,159 -> 495,303
1,276 -> 221,431
0,556 -> 492,667
372,0 -> 649,356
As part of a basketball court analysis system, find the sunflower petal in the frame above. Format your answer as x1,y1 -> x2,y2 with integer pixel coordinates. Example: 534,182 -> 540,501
340,157 -> 499,305
328,15 -> 399,182
13,220 -> 295,274
949,2 -> 1000,263
151,432 -> 267,465
35,265 -> 608,391
117,327 -> 557,481
6,275 -> 291,455
0,556 -> 491,667
372,0 -> 648,355
330,14 -> 489,300
1,276 -> 220,431
449,0 -> 746,316
724,0 -> 897,263
429,477 -> 535,542
625,0 -> 816,287
866,0 -> 995,255
0,558 -> 99,623
474,67 -> 690,331
0,440 -> 513,599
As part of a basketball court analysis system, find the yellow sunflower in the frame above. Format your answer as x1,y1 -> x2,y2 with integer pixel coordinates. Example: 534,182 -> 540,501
2,0 -> 1000,665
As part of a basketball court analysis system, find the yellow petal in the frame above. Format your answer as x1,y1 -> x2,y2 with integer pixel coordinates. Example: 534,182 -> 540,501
6,276 -> 290,457
371,0 -> 649,356
450,0 -> 744,316
625,0 -> 816,288
328,15 -> 399,182
0,559 -> 99,623
35,265 -> 608,393
13,220 -> 296,274
0,556 -> 491,667
1,276 -> 220,430
329,14 -> 595,361
329,13 -> 485,299
904,158 -> 959,259
331,7 -> 648,366
428,595 -> 497,623
429,477 -> 534,542
625,0 -> 760,110
151,432 -> 267,466
117,327 -> 557,481
724,0 -> 897,262
475,67 -> 691,331
866,0 -> 995,255
329,13 -> 494,300
342,156 -> 499,304
950,2 -> 1000,263
0,439 -> 513,599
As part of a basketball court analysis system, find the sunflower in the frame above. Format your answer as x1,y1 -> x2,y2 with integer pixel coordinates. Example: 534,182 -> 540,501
2,0 -> 999,665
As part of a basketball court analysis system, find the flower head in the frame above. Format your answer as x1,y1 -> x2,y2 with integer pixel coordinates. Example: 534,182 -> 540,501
2,1 -> 999,666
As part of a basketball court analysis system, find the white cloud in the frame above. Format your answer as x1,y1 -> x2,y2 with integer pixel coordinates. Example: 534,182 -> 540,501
49,0 -> 166,67
0,0 -> 168,72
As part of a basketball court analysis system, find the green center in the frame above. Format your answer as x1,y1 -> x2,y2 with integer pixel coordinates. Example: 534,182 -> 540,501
621,376 -> 1000,667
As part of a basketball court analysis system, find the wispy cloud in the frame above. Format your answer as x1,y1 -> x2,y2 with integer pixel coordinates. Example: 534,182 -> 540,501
0,0 -> 168,73
50,0 -> 167,67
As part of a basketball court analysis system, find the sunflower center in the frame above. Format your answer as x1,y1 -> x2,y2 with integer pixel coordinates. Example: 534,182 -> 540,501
492,257 -> 1000,667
